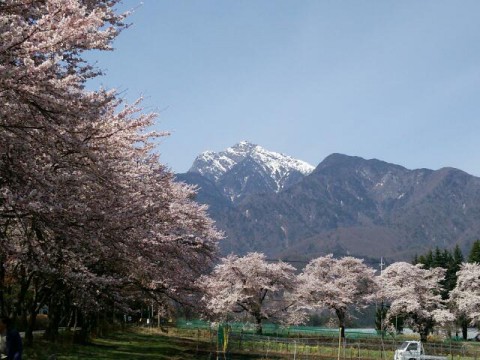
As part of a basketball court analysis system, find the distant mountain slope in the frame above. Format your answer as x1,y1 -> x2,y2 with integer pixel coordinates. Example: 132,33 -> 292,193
175,172 -> 232,215
178,146 -> 480,262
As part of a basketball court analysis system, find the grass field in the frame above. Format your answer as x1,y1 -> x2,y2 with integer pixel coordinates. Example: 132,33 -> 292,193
22,327 -> 480,359
23,328 -> 270,359
24,330 -> 209,359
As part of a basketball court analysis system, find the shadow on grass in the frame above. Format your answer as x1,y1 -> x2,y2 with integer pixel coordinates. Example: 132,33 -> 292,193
24,329 -> 284,359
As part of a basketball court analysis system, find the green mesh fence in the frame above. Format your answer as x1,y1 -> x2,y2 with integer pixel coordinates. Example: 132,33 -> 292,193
172,320 -> 480,359
175,319 -> 380,339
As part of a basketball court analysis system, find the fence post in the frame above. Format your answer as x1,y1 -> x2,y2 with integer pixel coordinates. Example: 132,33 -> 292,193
337,328 -> 342,360
196,328 -> 199,354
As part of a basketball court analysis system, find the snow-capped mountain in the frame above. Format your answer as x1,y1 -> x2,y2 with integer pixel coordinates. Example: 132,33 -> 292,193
188,141 -> 314,201
178,150 -> 480,262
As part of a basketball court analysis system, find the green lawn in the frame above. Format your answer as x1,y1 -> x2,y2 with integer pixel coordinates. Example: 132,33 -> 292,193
24,330 -> 215,359
24,329 -> 270,359
23,328 -> 480,360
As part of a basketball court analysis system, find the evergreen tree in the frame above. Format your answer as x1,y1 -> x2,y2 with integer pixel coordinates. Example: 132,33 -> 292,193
468,240 -> 480,263
415,246 -> 463,299
417,250 -> 433,268
449,245 -> 468,339
443,245 -> 462,298
443,249 -> 453,266
433,247 -> 444,268
415,245 -> 468,339
412,254 -> 419,265
453,245 -> 465,264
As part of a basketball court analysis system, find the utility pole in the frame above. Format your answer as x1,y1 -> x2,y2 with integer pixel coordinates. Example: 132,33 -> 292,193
379,257 -> 385,339
379,257 -> 386,359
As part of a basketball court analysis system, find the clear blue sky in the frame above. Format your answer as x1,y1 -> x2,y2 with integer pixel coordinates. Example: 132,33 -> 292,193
89,0 -> 480,175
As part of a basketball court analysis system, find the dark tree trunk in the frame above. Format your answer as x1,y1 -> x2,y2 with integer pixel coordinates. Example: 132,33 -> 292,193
44,301 -> 61,342
462,318 -> 468,340
336,308 -> 346,339
255,316 -> 263,335
420,329 -> 428,343
76,313 -> 95,344
0,255 -> 5,316
25,308 -> 38,347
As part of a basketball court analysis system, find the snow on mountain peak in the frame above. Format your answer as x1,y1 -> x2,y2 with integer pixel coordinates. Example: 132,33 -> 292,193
189,141 -> 314,191
230,140 -> 257,152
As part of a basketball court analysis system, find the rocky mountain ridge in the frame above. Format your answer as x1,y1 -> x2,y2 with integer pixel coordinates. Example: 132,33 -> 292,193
188,141 -> 314,202
177,143 -> 480,262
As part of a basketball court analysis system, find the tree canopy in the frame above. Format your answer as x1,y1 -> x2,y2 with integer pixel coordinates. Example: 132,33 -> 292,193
450,263 -> 480,327
380,262 -> 453,342
296,255 -> 377,339
0,0 -> 221,343
198,253 -> 300,334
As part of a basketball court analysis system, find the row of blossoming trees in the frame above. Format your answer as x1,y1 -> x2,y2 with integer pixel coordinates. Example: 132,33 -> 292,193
0,0 -> 222,345
199,252 -> 480,342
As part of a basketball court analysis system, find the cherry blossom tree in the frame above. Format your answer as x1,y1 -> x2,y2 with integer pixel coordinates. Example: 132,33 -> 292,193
0,0 -> 221,343
296,255 -> 377,339
380,262 -> 454,342
198,252 -> 301,334
450,262 -> 480,327
1,0 -> 128,309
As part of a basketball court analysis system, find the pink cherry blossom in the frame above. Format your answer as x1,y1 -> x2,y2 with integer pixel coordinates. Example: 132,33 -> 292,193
296,255 -> 377,339
198,252 -> 300,334
0,0 -> 221,343
380,262 -> 454,342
